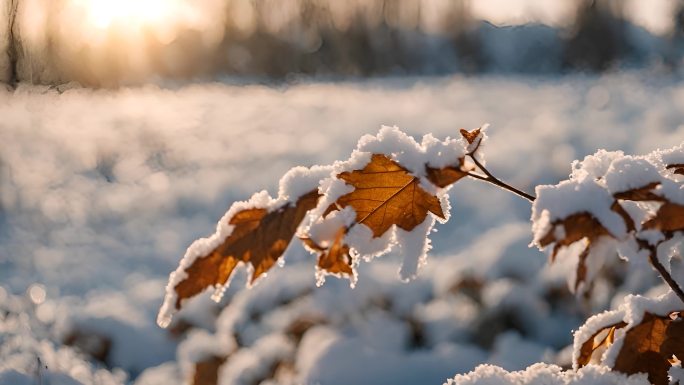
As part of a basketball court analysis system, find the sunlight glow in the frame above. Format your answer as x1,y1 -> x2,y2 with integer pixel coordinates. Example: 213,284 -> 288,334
82,0 -> 173,29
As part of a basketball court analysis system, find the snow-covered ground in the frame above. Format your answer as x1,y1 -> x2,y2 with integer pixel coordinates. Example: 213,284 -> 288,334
0,72 -> 682,384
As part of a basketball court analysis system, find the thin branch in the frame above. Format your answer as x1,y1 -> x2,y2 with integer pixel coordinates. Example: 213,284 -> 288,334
465,157 -> 536,202
462,136 -> 536,202
645,243 -> 684,304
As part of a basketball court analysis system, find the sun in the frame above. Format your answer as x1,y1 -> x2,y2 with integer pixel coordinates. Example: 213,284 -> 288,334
83,0 -> 171,29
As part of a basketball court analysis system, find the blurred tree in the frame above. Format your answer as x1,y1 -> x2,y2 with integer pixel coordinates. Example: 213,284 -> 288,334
562,0 -> 630,71
442,0 -> 483,73
666,0 -> 684,68
5,0 -> 18,86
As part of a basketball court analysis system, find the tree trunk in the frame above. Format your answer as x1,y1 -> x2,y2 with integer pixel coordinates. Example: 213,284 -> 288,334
7,0 -> 18,86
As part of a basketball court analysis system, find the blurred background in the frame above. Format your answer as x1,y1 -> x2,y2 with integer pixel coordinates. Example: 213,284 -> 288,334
1,1 -> 684,385
3,0 -> 684,86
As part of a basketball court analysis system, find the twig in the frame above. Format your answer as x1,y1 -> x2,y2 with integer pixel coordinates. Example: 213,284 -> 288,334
634,237 -> 684,304
647,244 -> 684,304
464,138 -> 536,202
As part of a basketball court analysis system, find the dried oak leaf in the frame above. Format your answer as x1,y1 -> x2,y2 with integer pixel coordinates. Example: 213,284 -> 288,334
613,312 -> 684,385
301,226 -> 353,276
172,190 -> 320,310
643,202 -> 684,232
538,212 -> 613,291
666,164 -> 684,176
613,182 -> 663,202
460,128 -> 481,145
425,157 -> 470,188
576,321 -> 627,367
335,154 -> 445,237
611,201 -> 635,232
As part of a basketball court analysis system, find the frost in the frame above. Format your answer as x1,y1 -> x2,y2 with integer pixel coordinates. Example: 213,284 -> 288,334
355,126 -> 468,177
445,363 -> 649,385
603,157 -> 661,195
532,179 -> 627,243
570,150 -> 624,182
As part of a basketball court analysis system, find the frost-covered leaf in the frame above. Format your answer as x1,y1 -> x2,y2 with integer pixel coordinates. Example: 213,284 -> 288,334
171,190 -> 320,310
643,202 -> 684,232
666,164 -> 684,176
539,213 -> 612,259
613,312 -> 684,385
538,212 -> 614,291
334,154 -> 445,237
613,182 -> 663,202
301,226 -> 353,277
574,293 -> 684,385
425,158 -> 469,188
576,321 -> 626,367
610,201 -> 636,232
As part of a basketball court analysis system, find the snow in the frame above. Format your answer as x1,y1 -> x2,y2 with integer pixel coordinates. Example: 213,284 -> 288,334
395,216 -> 435,281
604,157 -> 662,195
570,150 -> 625,182
218,333 -> 294,385
0,292 -> 127,385
445,363 -> 649,385
355,126 -> 468,176
532,179 -> 628,243
1,74 -> 683,385
177,329 -> 234,377
660,143 -> 684,168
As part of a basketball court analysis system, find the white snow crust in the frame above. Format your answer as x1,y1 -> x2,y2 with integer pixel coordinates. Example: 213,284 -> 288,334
445,363 -> 649,385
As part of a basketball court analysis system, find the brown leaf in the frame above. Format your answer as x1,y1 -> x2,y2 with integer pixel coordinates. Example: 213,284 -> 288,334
539,212 -> 611,259
614,312 -> 684,385
576,321 -> 627,367
460,128 -> 481,145
613,182 -> 663,202
666,164 -> 684,176
539,212 -> 613,291
425,158 -> 469,188
336,154 -> 445,237
643,202 -> 684,232
192,355 -> 227,385
301,227 -> 353,276
611,201 -> 635,232
173,190 -> 320,310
